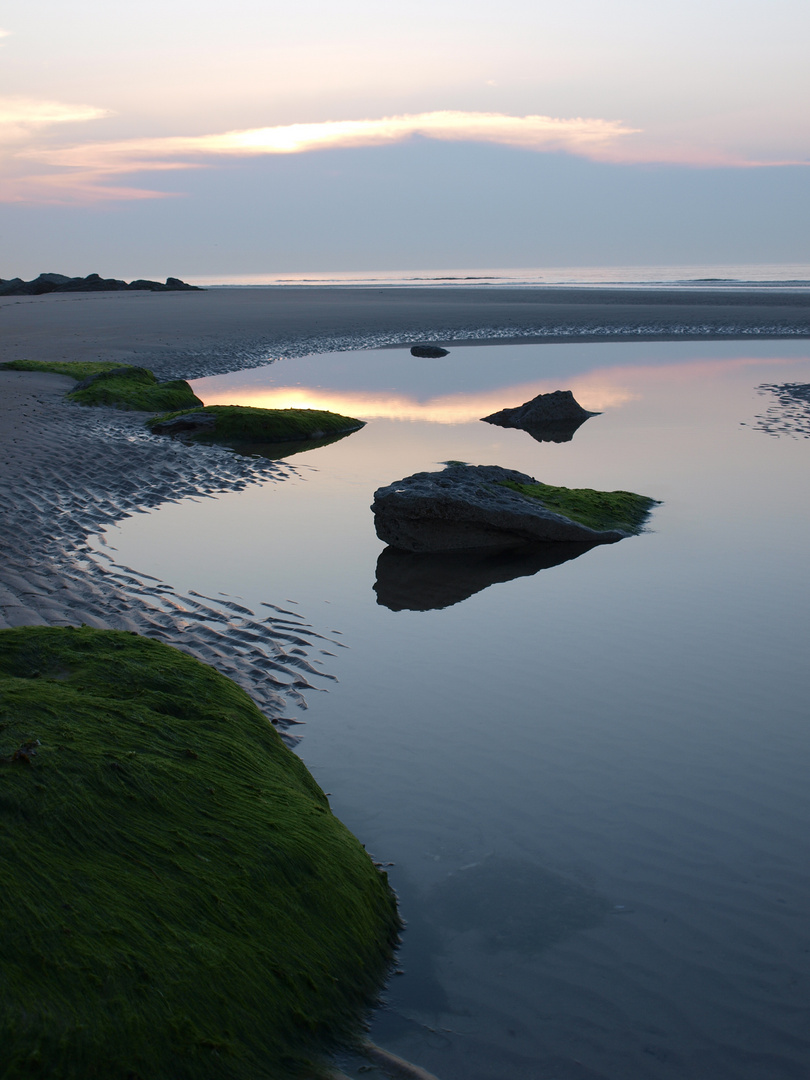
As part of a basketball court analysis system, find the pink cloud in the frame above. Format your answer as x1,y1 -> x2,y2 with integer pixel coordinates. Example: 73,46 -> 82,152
3,108 -> 806,205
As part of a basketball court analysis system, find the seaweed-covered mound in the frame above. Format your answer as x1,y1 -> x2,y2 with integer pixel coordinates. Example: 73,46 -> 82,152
372,464 -> 658,552
0,273 -> 200,296
3,360 -> 202,412
0,627 -> 399,1080
148,404 -> 365,444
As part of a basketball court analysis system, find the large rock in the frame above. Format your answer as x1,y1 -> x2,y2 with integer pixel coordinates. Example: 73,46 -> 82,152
481,389 -> 597,442
371,464 -> 631,551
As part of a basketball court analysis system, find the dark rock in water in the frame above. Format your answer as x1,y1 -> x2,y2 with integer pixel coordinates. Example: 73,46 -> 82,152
482,390 -> 597,440
374,541 -> 598,611
410,344 -> 449,358
371,464 -> 630,552
0,273 -> 202,296
150,412 -> 219,435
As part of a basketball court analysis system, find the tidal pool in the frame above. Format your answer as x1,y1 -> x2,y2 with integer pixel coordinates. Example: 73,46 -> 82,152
96,340 -> 810,1080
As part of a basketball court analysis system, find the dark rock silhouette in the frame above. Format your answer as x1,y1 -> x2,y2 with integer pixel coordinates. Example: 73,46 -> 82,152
374,541 -> 598,611
372,464 -> 629,552
410,344 -> 449,358
482,389 -> 597,442
0,273 -> 201,296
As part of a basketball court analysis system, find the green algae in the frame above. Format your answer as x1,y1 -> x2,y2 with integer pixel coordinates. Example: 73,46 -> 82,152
0,627 -> 399,1080
4,360 -> 125,382
147,404 -> 365,444
501,479 -> 658,534
3,360 -> 202,413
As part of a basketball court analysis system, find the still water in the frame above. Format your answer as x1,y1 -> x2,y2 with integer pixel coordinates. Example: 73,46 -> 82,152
97,341 -> 810,1080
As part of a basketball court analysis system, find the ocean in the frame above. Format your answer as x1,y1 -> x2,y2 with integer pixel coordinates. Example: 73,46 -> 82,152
185,263 -> 810,289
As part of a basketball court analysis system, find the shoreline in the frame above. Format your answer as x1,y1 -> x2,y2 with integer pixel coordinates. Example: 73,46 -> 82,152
0,370 -> 335,735
2,286 -> 809,381
2,285 -> 809,714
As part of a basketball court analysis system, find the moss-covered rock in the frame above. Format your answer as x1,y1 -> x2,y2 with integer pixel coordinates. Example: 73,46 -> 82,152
373,464 -> 659,552
0,627 -> 399,1080
3,360 -> 202,413
147,405 -> 365,445
500,479 -> 658,534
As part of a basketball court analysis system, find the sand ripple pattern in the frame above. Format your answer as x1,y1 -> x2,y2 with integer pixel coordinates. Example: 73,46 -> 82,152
0,396 -> 341,741
750,382 -> 810,438
124,324 -> 810,382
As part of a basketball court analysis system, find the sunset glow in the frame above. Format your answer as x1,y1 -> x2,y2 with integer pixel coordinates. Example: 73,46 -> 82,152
7,111 -> 640,203
2,1 -> 808,269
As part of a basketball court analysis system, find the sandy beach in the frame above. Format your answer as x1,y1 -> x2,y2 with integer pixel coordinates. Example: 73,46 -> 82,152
0,356 -> 339,736
3,287 -> 810,1079
1,285 -> 809,714
3,285 -> 810,378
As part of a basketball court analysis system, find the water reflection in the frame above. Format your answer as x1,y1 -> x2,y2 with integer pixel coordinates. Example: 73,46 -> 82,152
494,416 -> 592,443
374,541 -> 598,611
191,428 -> 358,460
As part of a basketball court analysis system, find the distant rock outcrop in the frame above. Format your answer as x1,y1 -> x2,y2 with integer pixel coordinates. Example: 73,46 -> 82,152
371,464 -> 641,552
481,389 -> 597,442
0,273 -> 201,296
410,344 -> 449,358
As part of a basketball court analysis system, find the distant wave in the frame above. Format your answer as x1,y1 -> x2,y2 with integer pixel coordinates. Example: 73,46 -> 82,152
187,264 -> 810,290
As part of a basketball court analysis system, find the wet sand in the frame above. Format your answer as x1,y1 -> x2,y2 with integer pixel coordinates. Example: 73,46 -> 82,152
2,285 -> 809,379
1,285 -> 809,720
0,366 -> 341,736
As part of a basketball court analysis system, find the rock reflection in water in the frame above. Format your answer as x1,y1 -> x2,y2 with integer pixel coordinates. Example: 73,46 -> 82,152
374,541 -> 598,611
517,417 -> 592,443
193,429 -> 357,460
427,857 -> 612,953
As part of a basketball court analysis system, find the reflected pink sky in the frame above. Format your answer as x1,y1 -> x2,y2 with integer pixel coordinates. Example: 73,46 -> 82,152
194,350 -> 808,424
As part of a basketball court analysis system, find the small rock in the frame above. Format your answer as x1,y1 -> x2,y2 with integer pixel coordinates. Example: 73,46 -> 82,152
410,344 -> 449,358
482,389 -> 597,441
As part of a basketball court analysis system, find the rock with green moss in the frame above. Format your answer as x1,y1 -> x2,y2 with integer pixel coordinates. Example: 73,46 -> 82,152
3,360 -> 202,413
148,405 -> 365,446
372,464 -> 659,551
0,626 -> 399,1080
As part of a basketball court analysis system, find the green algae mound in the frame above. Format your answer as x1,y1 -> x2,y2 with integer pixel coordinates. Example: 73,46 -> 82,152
147,404 -> 365,444
3,360 -> 202,413
500,479 -> 658,534
0,627 -> 399,1080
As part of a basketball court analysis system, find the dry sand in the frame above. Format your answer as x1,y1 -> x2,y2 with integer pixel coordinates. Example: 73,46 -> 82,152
2,285 -> 809,724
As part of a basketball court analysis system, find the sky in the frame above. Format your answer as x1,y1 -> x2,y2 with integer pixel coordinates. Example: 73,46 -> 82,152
1,0 -> 809,278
